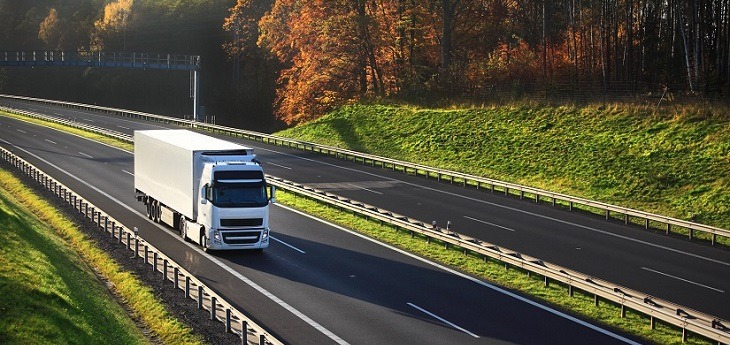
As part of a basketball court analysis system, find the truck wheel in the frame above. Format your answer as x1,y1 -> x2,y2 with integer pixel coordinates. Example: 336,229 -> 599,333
153,201 -> 161,223
201,235 -> 208,252
146,200 -> 152,220
179,219 -> 187,240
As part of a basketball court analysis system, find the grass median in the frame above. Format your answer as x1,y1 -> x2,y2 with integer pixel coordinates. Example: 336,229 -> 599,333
0,168 -> 201,344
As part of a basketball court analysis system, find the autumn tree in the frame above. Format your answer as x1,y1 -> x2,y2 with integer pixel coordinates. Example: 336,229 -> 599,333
93,0 -> 134,51
38,7 -> 62,49
259,0 -> 388,123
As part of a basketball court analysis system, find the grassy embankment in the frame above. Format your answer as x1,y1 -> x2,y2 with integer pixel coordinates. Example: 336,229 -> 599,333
0,171 -> 147,344
0,167 -> 201,344
277,103 -> 730,232
271,102 -> 730,344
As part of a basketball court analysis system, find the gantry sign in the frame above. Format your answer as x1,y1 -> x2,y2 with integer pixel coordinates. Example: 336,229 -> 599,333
0,51 -> 202,121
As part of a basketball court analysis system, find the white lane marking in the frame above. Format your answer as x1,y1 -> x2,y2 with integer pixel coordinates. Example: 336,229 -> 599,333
122,169 -> 134,176
271,236 -> 306,254
0,138 -> 350,345
641,267 -> 725,293
407,303 -> 479,338
81,118 -> 95,122
16,129 -> 26,133
267,162 -> 292,170
117,125 -> 131,130
348,183 -> 383,195
45,139 -> 57,145
258,146 -> 730,268
78,152 -> 94,159
277,202 -> 644,345
31,103 -> 167,129
463,216 -> 516,232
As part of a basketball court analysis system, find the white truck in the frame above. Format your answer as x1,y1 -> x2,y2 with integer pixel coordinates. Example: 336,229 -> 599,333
134,129 -> 273,251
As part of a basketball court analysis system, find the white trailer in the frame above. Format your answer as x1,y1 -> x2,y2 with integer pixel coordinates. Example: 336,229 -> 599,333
134,129 -> 272,251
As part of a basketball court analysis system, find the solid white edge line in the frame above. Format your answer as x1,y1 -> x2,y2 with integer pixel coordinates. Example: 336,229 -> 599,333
407,303 -> 479,338
122,169 -> 134,176
271,236 -> 306,254
641,267 -> 725,293
275,202 -> 643,345
0,138 -> 350,345
45,139 -> 57,145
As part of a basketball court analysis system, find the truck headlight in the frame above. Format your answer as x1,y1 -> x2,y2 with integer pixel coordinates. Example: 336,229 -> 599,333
213,230 -> 221,244
262,227 -> 270,240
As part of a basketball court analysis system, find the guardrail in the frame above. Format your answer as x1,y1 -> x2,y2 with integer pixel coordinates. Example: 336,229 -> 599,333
2,101 -> 728,343
265,175 -> 730,344
1,93 -> 727,246
0,146 -> 282,345
0,106 -> 132,143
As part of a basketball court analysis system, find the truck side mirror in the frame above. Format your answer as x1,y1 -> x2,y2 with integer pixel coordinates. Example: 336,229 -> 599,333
201,184 -> 208,204
269,185 -> 276,204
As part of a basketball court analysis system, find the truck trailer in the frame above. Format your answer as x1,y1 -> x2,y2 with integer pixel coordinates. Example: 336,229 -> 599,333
134,129 -> 272,251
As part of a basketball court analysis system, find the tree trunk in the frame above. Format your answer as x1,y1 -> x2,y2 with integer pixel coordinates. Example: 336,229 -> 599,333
677,1 -> 696,91
543,0 -> 547,84
440,0 -> 455,73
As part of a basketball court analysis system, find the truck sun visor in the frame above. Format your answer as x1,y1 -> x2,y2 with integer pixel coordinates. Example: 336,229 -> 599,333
214,170 -> 264,180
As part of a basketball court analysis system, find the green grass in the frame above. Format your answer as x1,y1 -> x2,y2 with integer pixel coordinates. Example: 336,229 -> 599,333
276,188 -> 713,345
0,168 -> 202,345
0,172 -> 148,344
276,103 -> 730,230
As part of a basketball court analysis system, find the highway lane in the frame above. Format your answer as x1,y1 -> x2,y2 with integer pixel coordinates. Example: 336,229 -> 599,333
0,109 -> 641,343
4,98 -> 729,320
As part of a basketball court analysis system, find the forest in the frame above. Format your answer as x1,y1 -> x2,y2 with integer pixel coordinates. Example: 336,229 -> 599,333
1,0 -> 729,128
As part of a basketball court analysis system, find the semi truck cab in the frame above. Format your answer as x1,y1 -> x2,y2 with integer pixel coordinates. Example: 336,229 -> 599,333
190,161 -> 271,250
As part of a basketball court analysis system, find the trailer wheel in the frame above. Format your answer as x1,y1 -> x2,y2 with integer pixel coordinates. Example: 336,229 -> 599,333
153,201 -> 161,223
146,199 -> 152,220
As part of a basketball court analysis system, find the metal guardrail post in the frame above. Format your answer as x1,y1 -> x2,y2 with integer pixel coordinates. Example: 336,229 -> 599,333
198,286 -> 204,309
211,296 -> 217,320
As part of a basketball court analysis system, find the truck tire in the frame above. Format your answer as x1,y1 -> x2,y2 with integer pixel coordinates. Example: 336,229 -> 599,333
201,235 -> 208,252
146,199 -> 152,220
153,201 -> 161,223
179,218 -> 187,240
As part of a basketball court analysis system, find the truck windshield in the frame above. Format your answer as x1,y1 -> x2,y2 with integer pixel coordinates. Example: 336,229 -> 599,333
211,182 -> 267,208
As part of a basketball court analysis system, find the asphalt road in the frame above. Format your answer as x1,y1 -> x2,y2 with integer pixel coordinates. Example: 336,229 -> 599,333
0,105 -> 646,343
3,98 -> 728,321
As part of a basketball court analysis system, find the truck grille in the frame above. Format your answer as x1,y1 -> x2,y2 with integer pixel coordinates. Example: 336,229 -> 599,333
220,218 -> 263,227
222,230 -> 261,245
